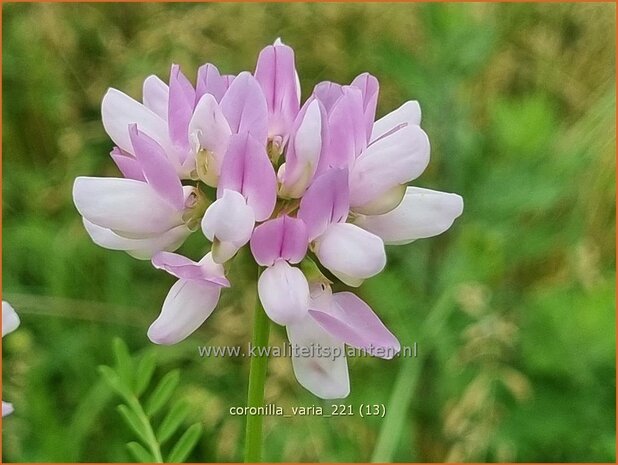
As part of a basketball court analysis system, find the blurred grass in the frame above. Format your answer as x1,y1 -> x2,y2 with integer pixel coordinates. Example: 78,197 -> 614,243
2,3 -> 615,462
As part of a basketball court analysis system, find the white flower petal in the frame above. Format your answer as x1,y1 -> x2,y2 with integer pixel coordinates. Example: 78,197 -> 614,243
102,88 -> 174,159
211,239 -> 243,265
2,401 -> 14,417
201,190 -> 255,263
2,301 -> 20,337
354,187 -> 464,245
147,279 -> 221,345
350,124 -> 430,210
286,315 -> 349,399
83,219 -> 191,260
351,183 -> 406,216
371,100 -> 421,142
189,94 -> 232,186
198,252 -> 228,281
73,177 -> 183,236
258,260 -> 309,325
142,75 -> 169,120
315,223 -> 386,286
280,99 -> 324,197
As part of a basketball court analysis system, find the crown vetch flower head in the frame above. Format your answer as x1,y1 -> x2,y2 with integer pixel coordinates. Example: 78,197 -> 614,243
73,39 -> 464,399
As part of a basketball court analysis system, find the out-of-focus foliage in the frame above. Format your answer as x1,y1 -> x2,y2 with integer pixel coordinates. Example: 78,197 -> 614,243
2,3 -> 615,462
98,338 -> 203,463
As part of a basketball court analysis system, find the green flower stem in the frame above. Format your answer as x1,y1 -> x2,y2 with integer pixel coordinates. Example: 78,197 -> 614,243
244,279 -> 271,463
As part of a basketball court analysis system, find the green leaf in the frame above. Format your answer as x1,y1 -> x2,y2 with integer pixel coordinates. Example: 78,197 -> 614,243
126,442 -> 152,463
167,423 -> 203,463
157,401 -> 190,445
117,404 -> 149,444
113,338 -> 134,390
134,351 -> 157,398
145,370 -> 180,417
98,365 -> 133,404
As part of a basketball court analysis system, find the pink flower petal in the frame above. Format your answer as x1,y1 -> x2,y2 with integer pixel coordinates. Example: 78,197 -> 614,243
195,63 -> 230,104
313,81 -> 343,113
350,73 -> 379,144
309,291 -> 400,359
152,251 -> 230,287
280,98 -> 327,198
255,42 -> 300,139
250,215 -> 308,266
129,124 -> 184,209
220,72 -> 269,144
298,168 -> 349,241
222,74 -> 235,87
167,64 -> 196,157
217,133 -> 277,221
317,86 -> 366,173
110,146 -> 145,181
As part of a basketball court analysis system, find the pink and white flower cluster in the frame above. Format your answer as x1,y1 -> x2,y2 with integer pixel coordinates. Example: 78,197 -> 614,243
73,40 -> 463,399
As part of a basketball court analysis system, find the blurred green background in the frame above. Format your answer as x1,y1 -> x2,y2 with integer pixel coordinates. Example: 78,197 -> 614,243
2,2 -> 616,463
